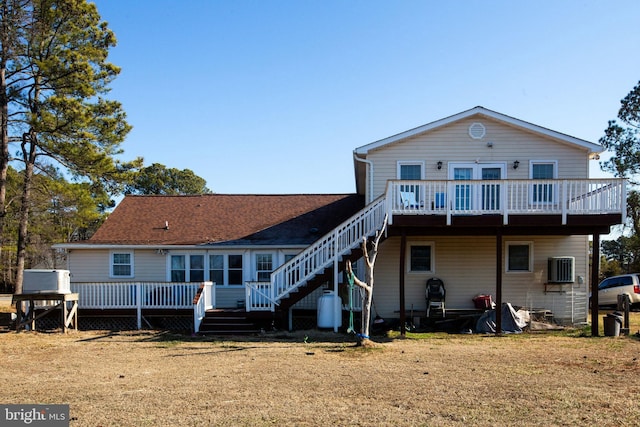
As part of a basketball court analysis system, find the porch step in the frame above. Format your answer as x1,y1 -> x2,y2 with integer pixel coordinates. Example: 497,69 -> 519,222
197,309 -> 262,335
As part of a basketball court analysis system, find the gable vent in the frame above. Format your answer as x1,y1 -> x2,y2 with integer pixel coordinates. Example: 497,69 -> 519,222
468,122 -> 486,139
547,257 -> 575,283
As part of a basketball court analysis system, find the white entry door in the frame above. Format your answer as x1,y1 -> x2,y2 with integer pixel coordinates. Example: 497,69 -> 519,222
449,163 -> 505,211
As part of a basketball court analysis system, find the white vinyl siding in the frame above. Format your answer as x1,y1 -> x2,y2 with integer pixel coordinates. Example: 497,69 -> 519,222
372,234 -> 589,323
366,117 -> 591,200
68,249 -> 166,282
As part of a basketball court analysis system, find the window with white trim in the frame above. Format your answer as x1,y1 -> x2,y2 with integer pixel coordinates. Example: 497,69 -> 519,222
228,254 -> 243,285
530,161 -> 557,204
169,254 -> 210,283
256,253 -> 273,281
210,254 -> 224,285
209,254 -> 244,286
170,255 -> 186,282
398,161 -> 425,206
507,242 -> 533,272
398,162 -> 424,180
190,255 -> 205,282
407,242 -> 434,273
111,252 -> 133,277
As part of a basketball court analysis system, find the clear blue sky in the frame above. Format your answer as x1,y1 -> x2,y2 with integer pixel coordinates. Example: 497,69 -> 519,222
92,0 -> 640,194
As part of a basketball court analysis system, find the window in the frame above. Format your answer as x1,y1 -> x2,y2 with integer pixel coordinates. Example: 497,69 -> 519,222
209,254 -> 244,286
507,242 -> 532,272
530,161 -> 557,204
171,255 -> 186,282
169,254 -> 210,282
398,161 -> 425,205
256,254 -> 273,281
228,255 -> 243,285
209,255 -> 224,285
399,162 -> 423,180
190,255 -> 204,282
111,252 -> 133,277
407,242 -> 434,273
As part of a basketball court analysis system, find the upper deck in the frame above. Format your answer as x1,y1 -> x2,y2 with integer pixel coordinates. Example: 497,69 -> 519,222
386,178 -> 626,231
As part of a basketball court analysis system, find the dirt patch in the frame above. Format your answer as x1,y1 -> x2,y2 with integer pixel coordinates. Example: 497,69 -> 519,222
0,324 -> 639,426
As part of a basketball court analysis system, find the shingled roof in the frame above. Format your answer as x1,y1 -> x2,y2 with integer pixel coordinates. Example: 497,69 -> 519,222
85,194 -> 365,246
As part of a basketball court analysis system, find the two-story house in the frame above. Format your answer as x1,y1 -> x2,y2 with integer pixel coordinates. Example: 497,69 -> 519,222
55,107 -> 626,335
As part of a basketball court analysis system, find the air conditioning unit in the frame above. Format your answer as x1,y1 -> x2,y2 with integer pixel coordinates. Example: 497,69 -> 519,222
22,269 -> 71,294
547,257 -> 575,283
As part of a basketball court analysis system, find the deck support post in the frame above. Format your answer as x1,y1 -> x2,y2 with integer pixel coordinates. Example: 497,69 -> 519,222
591,232 -> 600,337
495,229 -> 503,335
399,231 -> 406,336
288,306 -> 293,332
333,230 -> 340,333
136,284 -> 142,330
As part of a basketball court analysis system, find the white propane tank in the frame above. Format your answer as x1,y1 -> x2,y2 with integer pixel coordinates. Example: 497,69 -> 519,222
317,290 -> 342,329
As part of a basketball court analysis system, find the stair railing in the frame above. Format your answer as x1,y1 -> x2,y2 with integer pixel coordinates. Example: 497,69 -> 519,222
246,195 -> 387,311
193,281 -> 214,333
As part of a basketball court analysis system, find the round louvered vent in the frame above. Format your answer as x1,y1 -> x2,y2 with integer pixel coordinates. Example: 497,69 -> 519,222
468,122 -> 486,139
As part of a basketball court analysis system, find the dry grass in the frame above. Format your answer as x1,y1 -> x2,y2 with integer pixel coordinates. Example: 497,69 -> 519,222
0,295 -> 13,313
0,312 -> 639,426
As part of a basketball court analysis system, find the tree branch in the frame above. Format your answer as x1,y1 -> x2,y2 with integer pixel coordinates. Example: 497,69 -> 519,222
345,259 -> 371,293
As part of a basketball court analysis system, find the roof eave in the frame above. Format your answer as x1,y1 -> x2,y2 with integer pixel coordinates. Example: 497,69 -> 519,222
53,243 -> 311,250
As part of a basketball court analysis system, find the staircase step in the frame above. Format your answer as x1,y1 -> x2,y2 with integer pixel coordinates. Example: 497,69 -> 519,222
197,309 -> 261,335
199,324 -> 257,330
198,323 -> 260,334
198,329 -> 261,335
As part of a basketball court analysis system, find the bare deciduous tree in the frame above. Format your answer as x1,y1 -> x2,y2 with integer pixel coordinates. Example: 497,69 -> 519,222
345,214 -> 387,347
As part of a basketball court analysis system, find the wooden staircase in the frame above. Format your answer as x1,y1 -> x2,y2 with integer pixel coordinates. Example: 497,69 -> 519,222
245,196 -> 388,312
277,248 -> 365,310
197,309 -> 263,335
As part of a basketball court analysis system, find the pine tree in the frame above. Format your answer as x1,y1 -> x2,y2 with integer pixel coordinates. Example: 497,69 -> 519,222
2,0 -> 140,293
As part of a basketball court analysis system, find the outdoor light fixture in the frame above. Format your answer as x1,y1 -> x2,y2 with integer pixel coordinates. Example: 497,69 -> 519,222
513,160 -> 520,170
437,161 -> 443,170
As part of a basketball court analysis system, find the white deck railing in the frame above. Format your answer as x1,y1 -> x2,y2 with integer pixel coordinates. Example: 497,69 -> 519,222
193,282 -> 214,333
71,282 -> 213,330
387,178 -> 626,225
246,196 -> 388,312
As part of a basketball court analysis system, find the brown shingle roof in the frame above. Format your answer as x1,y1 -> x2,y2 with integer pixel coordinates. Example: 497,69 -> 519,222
87,194 -> 364,246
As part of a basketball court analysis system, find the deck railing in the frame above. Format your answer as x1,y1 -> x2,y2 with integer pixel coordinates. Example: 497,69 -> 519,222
71,282 -> 213,330
387,178 -> 626,225
246,196 -> 388,312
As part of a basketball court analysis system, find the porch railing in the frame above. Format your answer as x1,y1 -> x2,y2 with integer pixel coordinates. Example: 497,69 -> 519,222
71,282 -> 212,329
246,196 -> 388,312
387,178 -> 626,225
